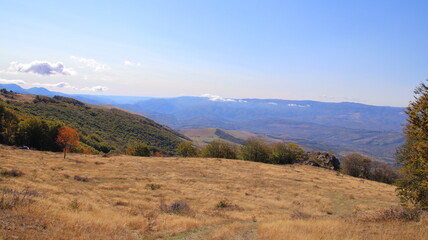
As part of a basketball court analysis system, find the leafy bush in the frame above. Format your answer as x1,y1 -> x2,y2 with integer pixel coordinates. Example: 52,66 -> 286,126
81,134 -> 115,154
270,142 -> 305,164
176,141 -> 198,157
126,142 -> 151,157
201,140 -> 238,159
370,162 -> 399,184
341,153 -> 399,184
341,153 -> 372,179
240,138 -> 271,163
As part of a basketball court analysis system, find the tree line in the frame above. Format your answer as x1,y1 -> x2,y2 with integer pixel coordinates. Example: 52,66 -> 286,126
176,138 -> 399,184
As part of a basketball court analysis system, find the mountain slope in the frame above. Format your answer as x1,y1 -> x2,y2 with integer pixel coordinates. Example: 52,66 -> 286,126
0,92 -> 187,154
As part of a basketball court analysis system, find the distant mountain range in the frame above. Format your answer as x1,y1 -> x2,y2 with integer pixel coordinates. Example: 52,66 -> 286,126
0,84 -> 407,162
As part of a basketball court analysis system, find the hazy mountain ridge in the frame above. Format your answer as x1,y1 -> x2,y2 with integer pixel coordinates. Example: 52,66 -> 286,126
0,84 -> 406,162
117,97 -> 405,162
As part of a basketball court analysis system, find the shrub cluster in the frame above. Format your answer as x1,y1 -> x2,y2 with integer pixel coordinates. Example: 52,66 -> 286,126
201,140 -> 238,159
176,141 -> 198,157
341,153 -> 398,184
125,142 -> 151,157
175,138 -> 307,165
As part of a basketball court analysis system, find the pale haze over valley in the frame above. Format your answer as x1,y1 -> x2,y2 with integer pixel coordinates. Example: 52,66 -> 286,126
1,0 -> 427,107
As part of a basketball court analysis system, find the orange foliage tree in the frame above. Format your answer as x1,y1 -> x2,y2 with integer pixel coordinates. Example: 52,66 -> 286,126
56,126 -> 80,159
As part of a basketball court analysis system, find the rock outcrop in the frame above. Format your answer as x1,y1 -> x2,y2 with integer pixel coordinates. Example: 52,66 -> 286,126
302,152 -> 340,170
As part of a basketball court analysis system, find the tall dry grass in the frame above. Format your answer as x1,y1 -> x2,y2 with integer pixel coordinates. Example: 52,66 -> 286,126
0,145 -> 425,239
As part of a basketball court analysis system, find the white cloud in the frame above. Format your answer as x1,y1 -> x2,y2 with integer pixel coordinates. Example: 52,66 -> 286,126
288,103 -> 310,108
124,60 -> 141,67
70,56 -> 109,72
201,94 -> 247,103
0,78 -> 26,84
321,95 -> 361,103
7,61 -> 75,75
267,102 -> 278,105
82,85 -> 108,92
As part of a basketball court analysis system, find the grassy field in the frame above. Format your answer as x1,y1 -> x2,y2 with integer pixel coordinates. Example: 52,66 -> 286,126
0,145 -> 426,239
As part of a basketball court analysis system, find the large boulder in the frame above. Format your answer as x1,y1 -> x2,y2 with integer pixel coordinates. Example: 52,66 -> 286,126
302,152 -> 340,170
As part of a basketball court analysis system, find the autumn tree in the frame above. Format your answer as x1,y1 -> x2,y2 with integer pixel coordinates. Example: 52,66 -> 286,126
56,126 -> 80,159
176,141 -> 198,157
396,82 -> 428,209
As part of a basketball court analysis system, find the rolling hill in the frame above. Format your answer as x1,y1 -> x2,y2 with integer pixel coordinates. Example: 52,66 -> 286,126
0,91 -> 187,154
0,146 -> 426,239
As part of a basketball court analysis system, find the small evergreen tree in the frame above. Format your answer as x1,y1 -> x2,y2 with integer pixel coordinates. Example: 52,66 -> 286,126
396,82 -> 428,209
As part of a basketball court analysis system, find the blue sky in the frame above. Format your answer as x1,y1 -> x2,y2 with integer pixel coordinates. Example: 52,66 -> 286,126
0,0 -> 427,107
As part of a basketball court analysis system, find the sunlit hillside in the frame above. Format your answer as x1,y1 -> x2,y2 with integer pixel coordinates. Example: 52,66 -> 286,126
0,145 -> 426,239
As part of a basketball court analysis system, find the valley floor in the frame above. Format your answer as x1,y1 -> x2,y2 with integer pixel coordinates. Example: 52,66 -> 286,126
0,145 -> 426,239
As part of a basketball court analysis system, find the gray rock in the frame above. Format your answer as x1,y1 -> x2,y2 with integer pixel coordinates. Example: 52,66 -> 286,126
302,152 -> 340,170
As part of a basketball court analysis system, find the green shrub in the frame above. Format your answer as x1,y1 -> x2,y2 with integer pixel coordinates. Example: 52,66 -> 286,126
201,140 -> 238,159
341,153 -> 372,179
370,162 -> 399,184
176,141 -> 198,157
270,142 -> 305,164
126,142 -> 151,157
240,138 -> 271,163
15,117 -> 64,151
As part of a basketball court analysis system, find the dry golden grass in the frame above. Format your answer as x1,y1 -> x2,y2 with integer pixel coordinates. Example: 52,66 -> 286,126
0,145 -> 426,239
